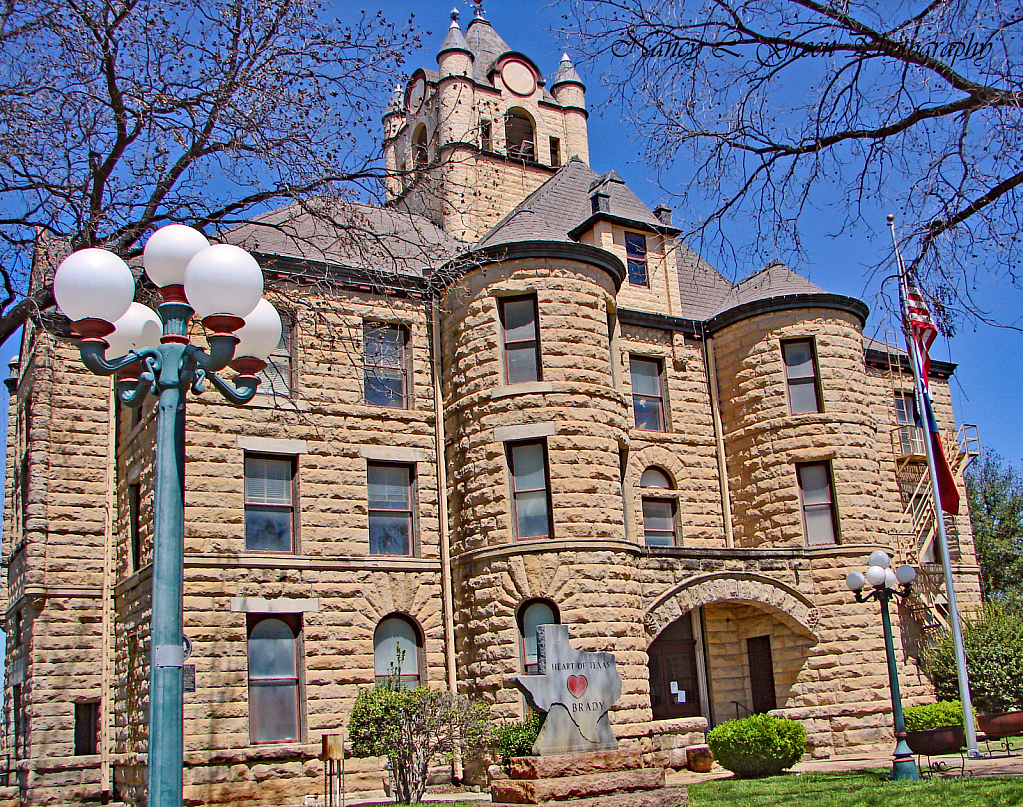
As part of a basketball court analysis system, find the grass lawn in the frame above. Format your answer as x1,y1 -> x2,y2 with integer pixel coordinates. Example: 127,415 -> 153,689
686,770 -> 1023,807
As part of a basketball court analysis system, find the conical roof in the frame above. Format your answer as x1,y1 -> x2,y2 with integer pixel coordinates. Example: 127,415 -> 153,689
438,9 -> 471,58
551,53 -> 584,89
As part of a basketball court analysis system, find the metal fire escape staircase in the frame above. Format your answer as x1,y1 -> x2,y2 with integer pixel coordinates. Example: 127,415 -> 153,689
880,331 -> 980,642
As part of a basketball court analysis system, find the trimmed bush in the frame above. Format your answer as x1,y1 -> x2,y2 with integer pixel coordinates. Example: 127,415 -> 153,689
904,700 -> 963,731
494,711 -> 542,766
707,714 -> 806,778
924,605 -> 1023,714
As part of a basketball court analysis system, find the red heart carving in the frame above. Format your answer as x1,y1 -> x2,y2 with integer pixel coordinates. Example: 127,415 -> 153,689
567,674 -> 588,698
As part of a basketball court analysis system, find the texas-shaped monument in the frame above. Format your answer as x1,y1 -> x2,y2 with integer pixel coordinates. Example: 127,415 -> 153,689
512,624 -> 622,755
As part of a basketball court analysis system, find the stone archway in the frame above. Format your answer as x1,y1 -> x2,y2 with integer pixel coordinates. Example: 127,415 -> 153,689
644,572 -> 819,642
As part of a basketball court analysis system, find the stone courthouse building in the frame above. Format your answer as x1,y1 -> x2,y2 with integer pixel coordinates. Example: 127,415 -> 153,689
2,8 -> 983,807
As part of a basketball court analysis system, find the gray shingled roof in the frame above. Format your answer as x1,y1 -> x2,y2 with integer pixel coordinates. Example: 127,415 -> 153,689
439,16 -> 470,56
715,263 -> 827,314
222,200 -> 466,277
551,54 -> 583,88
477,158 -> 666,248
674,243 -> 734,321
465,17 -> 511,84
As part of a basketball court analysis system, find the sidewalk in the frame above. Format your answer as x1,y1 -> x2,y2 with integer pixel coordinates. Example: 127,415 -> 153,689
342,745 -> 1023,804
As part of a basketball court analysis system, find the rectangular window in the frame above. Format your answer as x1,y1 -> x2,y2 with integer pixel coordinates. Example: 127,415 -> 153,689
364,323 -> 409,408
630,356 -> 666,431
894,391 -> 925,456
797,462 -> 838,545
508,440 -> 552,540
244,455 -> 296,552
481,119 -> 493,151
782,338 -> 821,414
18,454 -> 28,534
128,483 -> 141,571
74,700 -> 99,756
500,296 -> 542,384
625,232 -> 648,286
643,498 -> 678,546
258,314 -> 294,398
247,614 -> 302,744
549,136 -> 561,167
368,462 -> 414,556
12,609 -> 22,646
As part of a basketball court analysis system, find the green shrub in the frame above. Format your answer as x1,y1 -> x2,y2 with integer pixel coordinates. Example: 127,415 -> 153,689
494,712 -> 542,766
707,714 -> 806,778
347,684 -> 492,804
904,700 -> 963,731
924,605 -> 1023,714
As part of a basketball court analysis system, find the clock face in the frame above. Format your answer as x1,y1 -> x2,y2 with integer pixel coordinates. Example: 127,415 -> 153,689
501,61 -> 536,97
407,77 -> 426,113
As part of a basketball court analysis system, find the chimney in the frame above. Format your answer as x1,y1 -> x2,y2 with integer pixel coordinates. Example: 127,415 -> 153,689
590,190 -> 610,214
654,204 -> 673,226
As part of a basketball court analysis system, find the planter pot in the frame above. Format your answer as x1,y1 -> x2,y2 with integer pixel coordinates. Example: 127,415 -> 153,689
979,711 -> 1023,740
905,725 -> 965,756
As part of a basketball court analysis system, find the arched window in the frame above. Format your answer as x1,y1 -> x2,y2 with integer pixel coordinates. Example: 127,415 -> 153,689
518,599 -> 559,674
505,108 -> 535,160
374,615 -> 422,688
641,467 -> 677,547
247,615 -> 301,744
413,125 -> 428,168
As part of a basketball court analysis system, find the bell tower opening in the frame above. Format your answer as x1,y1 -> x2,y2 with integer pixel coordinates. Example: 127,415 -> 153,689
505,108 -> 535,161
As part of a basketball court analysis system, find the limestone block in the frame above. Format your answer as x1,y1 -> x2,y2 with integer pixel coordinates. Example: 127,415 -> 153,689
493,768 -> 665,804
685,745 -> 714,773
510,749 -> 643,779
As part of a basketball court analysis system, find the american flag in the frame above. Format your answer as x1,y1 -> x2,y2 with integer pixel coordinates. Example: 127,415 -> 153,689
899,270 -> 960,515
903,272 -> 938,388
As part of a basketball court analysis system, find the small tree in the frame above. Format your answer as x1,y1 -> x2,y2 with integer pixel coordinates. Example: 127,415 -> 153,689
924,606 -> 1023,714
966,451 -> 1023,612
347,685 -> 492,804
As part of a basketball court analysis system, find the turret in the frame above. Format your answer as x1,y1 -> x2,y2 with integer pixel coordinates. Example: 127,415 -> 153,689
382,84 -> 405,201
551,53 -> 589,165
436,8 -> 476,239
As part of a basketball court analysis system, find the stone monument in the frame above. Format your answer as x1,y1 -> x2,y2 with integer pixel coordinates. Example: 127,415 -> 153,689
493,625 -> 688,807
512,624 -> 622,755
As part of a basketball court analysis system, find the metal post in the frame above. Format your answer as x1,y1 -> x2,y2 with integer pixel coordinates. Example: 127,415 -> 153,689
147,359 -> 187,807
878,589 -> 920,781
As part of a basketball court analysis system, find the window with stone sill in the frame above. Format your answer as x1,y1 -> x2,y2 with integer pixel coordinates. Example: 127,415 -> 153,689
364,322 -> 410,408
797,461 -> 838,545
247,614 -> 302,744
641,467 -> 679,547
367,462 -> 415,556
257,313 -> 295,399
630,355 -> 667,431
244,454 -> 297,553
782,338 -> 822,415
500,295 -> 542,385
508,439 -> 553,540
374,615 -> 423,688
128,482 -> 141,572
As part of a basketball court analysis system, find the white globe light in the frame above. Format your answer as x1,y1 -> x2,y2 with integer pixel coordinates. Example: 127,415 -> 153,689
183,244 -> 263,320
895,564 -> 917,585
54,248 -> 135,324
885,569 -> 898,590
846,571 -> 866,592
868,550 -> 891,570
233,299 -> 283,362
104,303 -> 162,359
865,565 -> 887,587
143,225 -> 210,288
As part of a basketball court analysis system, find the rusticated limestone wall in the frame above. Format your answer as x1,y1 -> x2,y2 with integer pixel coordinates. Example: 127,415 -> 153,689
439,257 -> 629,555
713,309 -> 906,548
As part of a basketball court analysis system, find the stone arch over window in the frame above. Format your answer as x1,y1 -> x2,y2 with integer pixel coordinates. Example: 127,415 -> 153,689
413,124 -> 428,168
640,466 -> 678,546
626,447 -> 687,545
516,598 -> 559,674
505,108 -> 535,160
644,573 -> 820,641
374,613 -> 424,687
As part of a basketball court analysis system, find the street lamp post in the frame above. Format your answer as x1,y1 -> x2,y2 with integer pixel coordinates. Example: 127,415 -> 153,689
846,550 -> 920,782
53,226 -> 283,807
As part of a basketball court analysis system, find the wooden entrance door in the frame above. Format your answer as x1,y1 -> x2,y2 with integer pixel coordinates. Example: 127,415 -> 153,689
747,635 -> 777,714
648,614 -> 702,719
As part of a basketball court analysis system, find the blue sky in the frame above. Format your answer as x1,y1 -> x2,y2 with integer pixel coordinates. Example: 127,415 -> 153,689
4,1 -> 1019,466
377,0 -> 1023,463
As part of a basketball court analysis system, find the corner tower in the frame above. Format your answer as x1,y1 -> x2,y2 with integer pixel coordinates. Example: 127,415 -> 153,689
383,6 -> 591,241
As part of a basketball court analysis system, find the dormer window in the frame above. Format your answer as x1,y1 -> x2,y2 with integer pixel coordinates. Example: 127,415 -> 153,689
625,232 -> 648,286
505,108 -> 535,160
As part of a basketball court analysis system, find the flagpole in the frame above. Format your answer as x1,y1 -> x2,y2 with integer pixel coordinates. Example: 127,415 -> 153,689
887,214 -> 980,758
